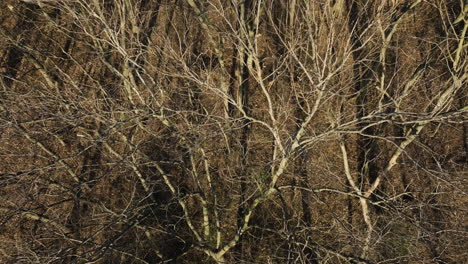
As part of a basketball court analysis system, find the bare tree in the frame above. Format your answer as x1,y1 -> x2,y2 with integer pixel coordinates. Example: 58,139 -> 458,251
0,0 -> 466,263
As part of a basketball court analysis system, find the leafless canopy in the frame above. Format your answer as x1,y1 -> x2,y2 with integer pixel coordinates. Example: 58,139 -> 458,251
1,0 -> 467,263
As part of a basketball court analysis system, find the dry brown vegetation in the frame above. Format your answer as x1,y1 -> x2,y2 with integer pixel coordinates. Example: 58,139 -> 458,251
0,0 -> 467,263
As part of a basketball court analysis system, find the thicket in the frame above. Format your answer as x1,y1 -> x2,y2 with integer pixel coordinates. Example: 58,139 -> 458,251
0,0 -> 466,263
